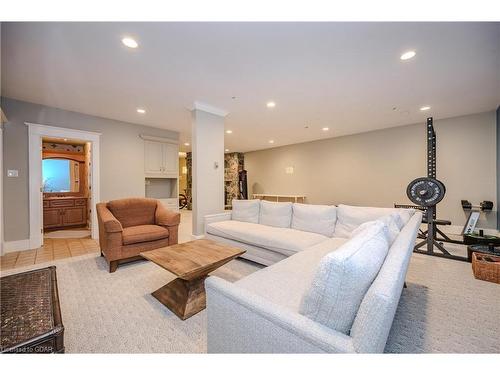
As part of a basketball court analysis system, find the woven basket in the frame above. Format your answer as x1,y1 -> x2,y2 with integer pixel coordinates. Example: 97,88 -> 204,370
472,252 -> 500,284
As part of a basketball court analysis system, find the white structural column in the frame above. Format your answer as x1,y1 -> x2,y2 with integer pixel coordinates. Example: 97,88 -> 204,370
191,102 -> 228,236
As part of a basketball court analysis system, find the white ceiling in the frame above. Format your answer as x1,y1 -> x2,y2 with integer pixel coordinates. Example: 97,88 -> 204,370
1,22 -> 499,153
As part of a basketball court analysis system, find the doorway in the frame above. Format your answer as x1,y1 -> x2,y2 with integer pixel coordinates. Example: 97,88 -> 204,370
41,137 -> 91,239
28,123 -> 100,250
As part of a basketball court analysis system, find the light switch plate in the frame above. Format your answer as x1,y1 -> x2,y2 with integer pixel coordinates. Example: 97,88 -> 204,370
7,169 -> 19,177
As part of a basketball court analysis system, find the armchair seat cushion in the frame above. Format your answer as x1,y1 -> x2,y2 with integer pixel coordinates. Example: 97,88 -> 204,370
122,224 -> 169,245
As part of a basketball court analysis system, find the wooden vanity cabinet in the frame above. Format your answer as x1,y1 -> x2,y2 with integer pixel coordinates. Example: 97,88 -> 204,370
43,197 -> 87,230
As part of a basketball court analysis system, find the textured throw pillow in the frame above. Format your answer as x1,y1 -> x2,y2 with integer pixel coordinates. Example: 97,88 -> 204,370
350,214 -> 400,245
333,204 -> 414,237
231,199 -> 260,223
291,203 -> 337,237
259,200 -> 293,228
299,221 -> 390,334
396,209 -> 415,228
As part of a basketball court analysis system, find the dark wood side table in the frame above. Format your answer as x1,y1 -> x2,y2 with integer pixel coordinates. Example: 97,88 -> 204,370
467,244 -> 500,263
1,266 -> 65,353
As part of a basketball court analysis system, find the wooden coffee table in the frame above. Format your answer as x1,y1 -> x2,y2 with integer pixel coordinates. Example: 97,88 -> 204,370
141,239 -> 245,320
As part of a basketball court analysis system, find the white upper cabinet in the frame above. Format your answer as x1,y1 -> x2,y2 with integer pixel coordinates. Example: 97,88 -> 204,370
163,143 -> 179,176
142,136 -> 179,178
144,140 -> 165,175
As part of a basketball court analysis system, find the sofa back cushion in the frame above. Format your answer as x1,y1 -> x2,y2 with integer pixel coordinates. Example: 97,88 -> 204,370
107,198 -> 157,228
299,221 -> 389,334
291,203 -> 337,237
231,199 -> 260,223
259,200 -> 293,228
350,214 -> 401,245
333,204 -> 414,238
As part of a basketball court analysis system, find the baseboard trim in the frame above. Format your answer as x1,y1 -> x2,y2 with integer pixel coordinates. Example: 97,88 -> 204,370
3,239 -> 31,253
190,234 -> 205,240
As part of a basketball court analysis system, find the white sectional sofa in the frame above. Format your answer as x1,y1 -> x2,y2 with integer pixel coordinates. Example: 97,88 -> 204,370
204,200 -> 421,353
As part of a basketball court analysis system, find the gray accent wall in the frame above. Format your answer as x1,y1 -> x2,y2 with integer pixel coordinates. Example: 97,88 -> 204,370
1,97 -> 178,242
245,111 -> 498,230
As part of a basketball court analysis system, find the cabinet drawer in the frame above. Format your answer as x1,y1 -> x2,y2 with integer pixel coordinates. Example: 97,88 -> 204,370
74,199 -> 87,206
49,199 -> 74,208
160,200 -> 179,212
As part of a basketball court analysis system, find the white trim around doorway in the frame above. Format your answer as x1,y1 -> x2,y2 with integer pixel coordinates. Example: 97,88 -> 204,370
27,122 -> 101,250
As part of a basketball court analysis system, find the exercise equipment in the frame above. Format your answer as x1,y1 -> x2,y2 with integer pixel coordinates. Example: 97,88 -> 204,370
407,117 -> 468,262
407,177 -> 446,207
461,200 -> 494,212
239,170 -> 248,199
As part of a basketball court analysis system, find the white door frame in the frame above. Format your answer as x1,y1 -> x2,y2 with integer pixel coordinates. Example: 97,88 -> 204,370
27,122 -> 101,249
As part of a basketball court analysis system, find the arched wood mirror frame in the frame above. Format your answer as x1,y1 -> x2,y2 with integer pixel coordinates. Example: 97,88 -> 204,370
42,152 -> 87,197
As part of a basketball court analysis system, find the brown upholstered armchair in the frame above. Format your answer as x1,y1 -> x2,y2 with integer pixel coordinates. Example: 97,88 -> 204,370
96,198 -> 180,272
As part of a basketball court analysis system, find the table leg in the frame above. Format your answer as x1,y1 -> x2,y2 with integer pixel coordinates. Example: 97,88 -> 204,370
152,275 -> 207,320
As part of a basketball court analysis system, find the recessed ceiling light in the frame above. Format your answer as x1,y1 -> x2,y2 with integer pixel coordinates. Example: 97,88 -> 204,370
420,106 -> 431,111
400,51 -> 416,60
122,37 -> 138,49
269,140 -> 275,144
184,142 -> 190,146
225,149 -> 230,152
136,108 -> 146,114
322,127 -> 329,131
226,130 -> 233,134
266,101 -> 276,108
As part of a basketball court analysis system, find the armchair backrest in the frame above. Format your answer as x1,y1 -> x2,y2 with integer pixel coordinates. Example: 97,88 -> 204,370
107,198 -> 158,228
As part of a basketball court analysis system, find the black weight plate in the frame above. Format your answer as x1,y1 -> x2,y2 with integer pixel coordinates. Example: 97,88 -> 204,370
406,177 -> 446,207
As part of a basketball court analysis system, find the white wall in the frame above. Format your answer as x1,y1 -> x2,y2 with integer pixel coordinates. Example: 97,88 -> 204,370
245,111 -> 497,229
1,97 -> 179,242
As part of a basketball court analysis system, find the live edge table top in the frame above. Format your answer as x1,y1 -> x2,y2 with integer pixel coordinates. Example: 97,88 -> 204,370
140,239 -> 245,281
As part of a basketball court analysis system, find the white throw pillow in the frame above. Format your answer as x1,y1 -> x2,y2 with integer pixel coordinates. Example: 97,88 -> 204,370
396,209 -> 415,228
350,214 -> 400,245
333,204 -> 414,237
259,200 -> 293,228
299,221 -> 389,334
291,203 -> 337,237
231,199 -> 260,223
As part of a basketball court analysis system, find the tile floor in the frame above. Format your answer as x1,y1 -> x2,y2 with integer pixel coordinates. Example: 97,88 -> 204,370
0,237 -> 100,271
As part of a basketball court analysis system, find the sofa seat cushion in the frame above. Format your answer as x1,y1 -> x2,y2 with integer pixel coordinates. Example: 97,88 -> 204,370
122,224 -> 169,245
333,204 -> 415,238
299,221 -> 389,334
235,238 -> 349,311
206,220 -> 329,256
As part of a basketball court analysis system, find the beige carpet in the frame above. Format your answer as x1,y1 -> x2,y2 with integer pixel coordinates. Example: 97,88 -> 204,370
2,251 -> 499,353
